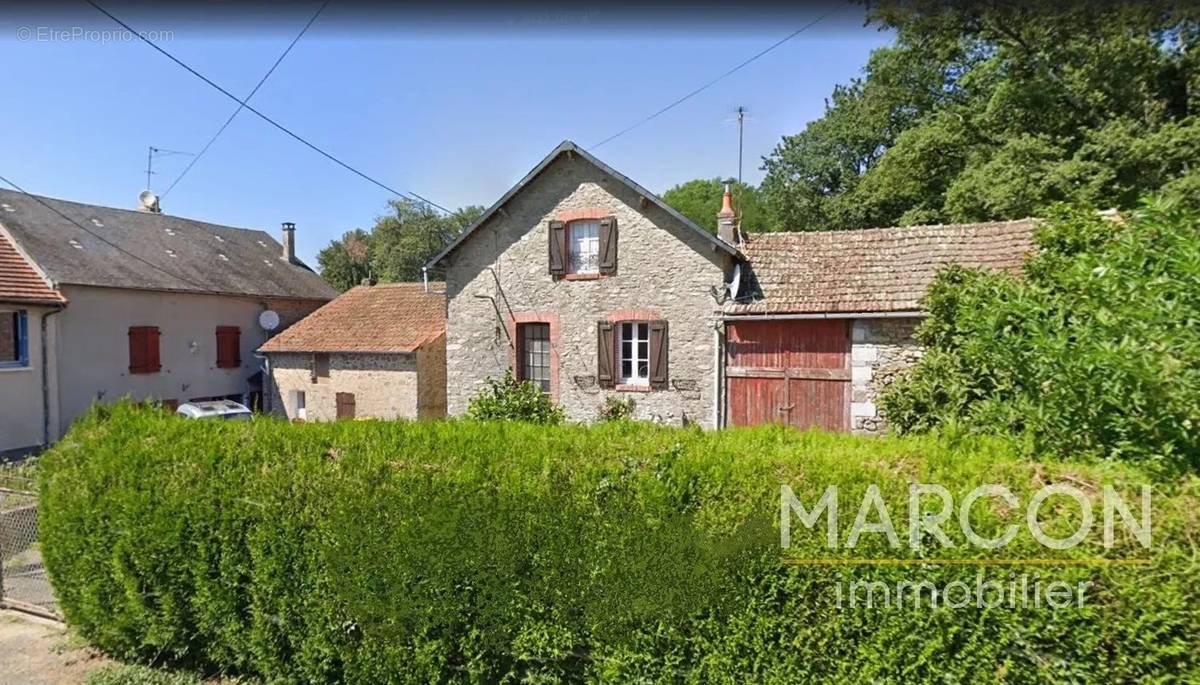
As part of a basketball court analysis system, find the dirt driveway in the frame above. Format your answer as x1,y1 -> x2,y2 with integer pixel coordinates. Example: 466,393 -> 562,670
0,611 -> 110,685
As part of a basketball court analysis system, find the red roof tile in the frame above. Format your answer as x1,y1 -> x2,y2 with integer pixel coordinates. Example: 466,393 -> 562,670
259,282 -> 444,354
0,231 -> 65,305
730,219 -> 1035,315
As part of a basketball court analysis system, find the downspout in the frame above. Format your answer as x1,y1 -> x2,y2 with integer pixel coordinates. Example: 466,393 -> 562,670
41,307 -> 63,448
422,266 -> 429,293
712,321 -> 723,430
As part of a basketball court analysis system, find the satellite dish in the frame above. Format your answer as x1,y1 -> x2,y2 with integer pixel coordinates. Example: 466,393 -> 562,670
138,190 -> 160,212
259,310 -> 280,331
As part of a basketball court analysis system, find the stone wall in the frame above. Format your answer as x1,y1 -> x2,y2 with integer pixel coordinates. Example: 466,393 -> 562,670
443,154 -> 732,427
850,317 -> 923,434
268,351 -> 421,421
416,333 -> 447,419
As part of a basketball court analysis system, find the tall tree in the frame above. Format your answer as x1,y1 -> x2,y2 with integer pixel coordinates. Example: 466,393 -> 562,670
316,201 -> 485,291
661,178 -> 777,235
761,1 -> 1200,229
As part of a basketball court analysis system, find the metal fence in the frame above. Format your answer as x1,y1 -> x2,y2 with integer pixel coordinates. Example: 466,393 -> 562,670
0,469 -> 59,619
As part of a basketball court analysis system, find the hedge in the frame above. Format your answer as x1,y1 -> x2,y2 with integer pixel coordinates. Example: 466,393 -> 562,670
40,404 -> 1200,683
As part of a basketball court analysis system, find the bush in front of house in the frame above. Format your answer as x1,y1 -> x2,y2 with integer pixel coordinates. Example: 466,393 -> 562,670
466,369 -> 565,424
880,199 -> 1200,473
40,403 -> 1199,683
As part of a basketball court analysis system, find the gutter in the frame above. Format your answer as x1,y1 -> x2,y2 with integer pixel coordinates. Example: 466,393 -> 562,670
718,310 -> 924,321
41,306 -> 63,447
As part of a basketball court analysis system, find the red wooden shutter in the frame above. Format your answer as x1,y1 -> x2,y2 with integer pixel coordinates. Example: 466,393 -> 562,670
598,216 -> 618,274
216,326 -> 241,368
649,320 -> 668,389
548,220 -> 566,276
146,327 -> 161,373
596,320 -> 615,388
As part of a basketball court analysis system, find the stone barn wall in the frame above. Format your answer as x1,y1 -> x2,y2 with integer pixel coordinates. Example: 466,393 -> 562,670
850,317 -> 923,434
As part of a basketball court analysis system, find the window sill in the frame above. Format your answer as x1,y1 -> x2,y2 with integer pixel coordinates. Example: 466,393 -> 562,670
614,384 -> 652,393
0,364 -> 32,373
562,272 -> 603,281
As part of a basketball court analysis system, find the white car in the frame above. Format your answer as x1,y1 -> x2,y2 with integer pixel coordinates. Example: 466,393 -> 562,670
176,400 -> 253,421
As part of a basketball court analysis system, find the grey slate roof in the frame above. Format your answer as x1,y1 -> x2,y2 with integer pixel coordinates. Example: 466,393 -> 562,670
0,189 -> 336,301
426,140 -> 742,267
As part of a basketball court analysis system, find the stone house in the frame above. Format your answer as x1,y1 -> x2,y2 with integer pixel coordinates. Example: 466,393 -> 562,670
260,282 -> 447,421
0,189 -> 335,456
428,140 -> 1034,433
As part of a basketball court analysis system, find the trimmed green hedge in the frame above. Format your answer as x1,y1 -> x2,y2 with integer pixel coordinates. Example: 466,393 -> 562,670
41,404 -> 1200,683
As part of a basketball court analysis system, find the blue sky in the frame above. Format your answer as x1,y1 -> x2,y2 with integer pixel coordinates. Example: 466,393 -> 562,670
0,3 -> 890,266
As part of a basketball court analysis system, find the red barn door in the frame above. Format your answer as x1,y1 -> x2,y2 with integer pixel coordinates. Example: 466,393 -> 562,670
726,319 -> 851,432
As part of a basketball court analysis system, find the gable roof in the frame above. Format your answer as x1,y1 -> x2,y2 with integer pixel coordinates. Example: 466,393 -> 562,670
426,140 -> 741,267
259,282 -> 445,354
728,219 -> 1036,315
0,189 -> 336,301
0,229 -> 65,305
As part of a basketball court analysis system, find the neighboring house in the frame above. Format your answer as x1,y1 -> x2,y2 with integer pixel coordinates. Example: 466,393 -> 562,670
259,282 -> 447,421
429,140 -> 1034,432
0,189 -> 335,456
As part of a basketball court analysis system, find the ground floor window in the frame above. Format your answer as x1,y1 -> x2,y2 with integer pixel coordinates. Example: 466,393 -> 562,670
619,322 -> 649,386
291,390 -> 306,420
518,322 -> 551,393
0,310 -> 28,368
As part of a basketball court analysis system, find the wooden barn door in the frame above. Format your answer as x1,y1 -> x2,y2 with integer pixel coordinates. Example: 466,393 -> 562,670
726,319 -> 851,432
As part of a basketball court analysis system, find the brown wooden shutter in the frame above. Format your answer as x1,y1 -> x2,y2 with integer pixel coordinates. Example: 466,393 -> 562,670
548,220 -> 567,276
216,326 -> 241,368
596,320 -> 615,388
598,216 -> 618,274
146,327 -> 161,373
649,320 -> 668,389
128,326 -> 161,374
336,392 -> 356,420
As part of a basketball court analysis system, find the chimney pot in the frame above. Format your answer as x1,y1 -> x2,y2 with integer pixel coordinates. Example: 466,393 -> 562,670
716,182 -> 739,245
281,222 -> 296,263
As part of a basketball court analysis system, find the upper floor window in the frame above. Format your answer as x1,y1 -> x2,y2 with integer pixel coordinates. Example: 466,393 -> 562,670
215,326 -> 241,369
0,310 -> 28,369
568,221 -> 600,274
548,216 -> 618,277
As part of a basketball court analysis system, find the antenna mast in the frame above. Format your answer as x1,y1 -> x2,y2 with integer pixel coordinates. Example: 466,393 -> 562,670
736,105 -> 745,187
144,146 -> 195,193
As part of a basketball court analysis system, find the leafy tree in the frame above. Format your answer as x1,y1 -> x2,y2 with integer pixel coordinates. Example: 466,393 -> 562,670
761,1 -> 1200,229
880,198 -> 1200,472
316,229 -> 372,292
661,178 -> 777,234
316,201 -> 485,290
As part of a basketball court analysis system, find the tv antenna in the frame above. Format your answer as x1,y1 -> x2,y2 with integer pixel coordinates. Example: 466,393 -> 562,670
145,146 -> 194,193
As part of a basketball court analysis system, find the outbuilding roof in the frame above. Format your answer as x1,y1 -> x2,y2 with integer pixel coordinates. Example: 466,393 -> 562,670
729,219 -> 1036,315
0,189 -> 336,301
258,282 -> 445,354
0,229 -> 65,305
426,140 -> 741,267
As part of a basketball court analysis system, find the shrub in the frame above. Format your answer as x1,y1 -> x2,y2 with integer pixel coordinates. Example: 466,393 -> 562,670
881,199 -> 1200,473
41,404 -> 1200,683
466,370 -> 565,424
85,664 -> 203,685
598,395 -> 636,421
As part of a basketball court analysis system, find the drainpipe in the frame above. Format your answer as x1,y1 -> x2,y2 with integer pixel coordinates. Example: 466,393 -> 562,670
712,320 -> 723,430
41,307 -> 62,448
422,266 -> 428,293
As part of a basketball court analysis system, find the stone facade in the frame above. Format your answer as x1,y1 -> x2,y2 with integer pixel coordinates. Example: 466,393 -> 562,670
268,339 -> 446,422
443,154 -> 732,427
849,317 -> 922,434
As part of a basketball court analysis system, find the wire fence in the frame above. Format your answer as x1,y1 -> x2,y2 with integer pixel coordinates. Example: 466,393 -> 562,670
0,464 -> 59,619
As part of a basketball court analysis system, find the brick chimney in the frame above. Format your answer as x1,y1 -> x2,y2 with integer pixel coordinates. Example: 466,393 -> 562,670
716,182 -> 738,245
281,222 -> 296,263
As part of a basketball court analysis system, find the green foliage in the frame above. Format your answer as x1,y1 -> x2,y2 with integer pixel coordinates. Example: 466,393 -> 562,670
317,201 -> 485,291
466,370 -> 565,424
881,200 -> 1200,472
41,403 -> 1200,683
598,395 -> 636,422
761,2 -> 1200,229
85,664 -> 204,685
661,178 -> 777,234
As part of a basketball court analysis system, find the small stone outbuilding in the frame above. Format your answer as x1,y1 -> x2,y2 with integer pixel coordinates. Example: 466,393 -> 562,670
260,282 -> 446,421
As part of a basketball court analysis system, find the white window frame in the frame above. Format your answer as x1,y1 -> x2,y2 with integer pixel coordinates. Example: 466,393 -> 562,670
618,322 -> 650,386
567,221 -> 600,274
292,389 -> 307,420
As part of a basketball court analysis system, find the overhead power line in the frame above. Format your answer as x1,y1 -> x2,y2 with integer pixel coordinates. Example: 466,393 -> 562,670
0,173 -> 217,295
161,0 -> 331,199
85,0 -> 454,216
588,6 -> 843,151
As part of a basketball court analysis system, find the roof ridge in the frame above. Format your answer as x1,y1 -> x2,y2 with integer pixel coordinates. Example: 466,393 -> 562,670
745,217 -> 1038,242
